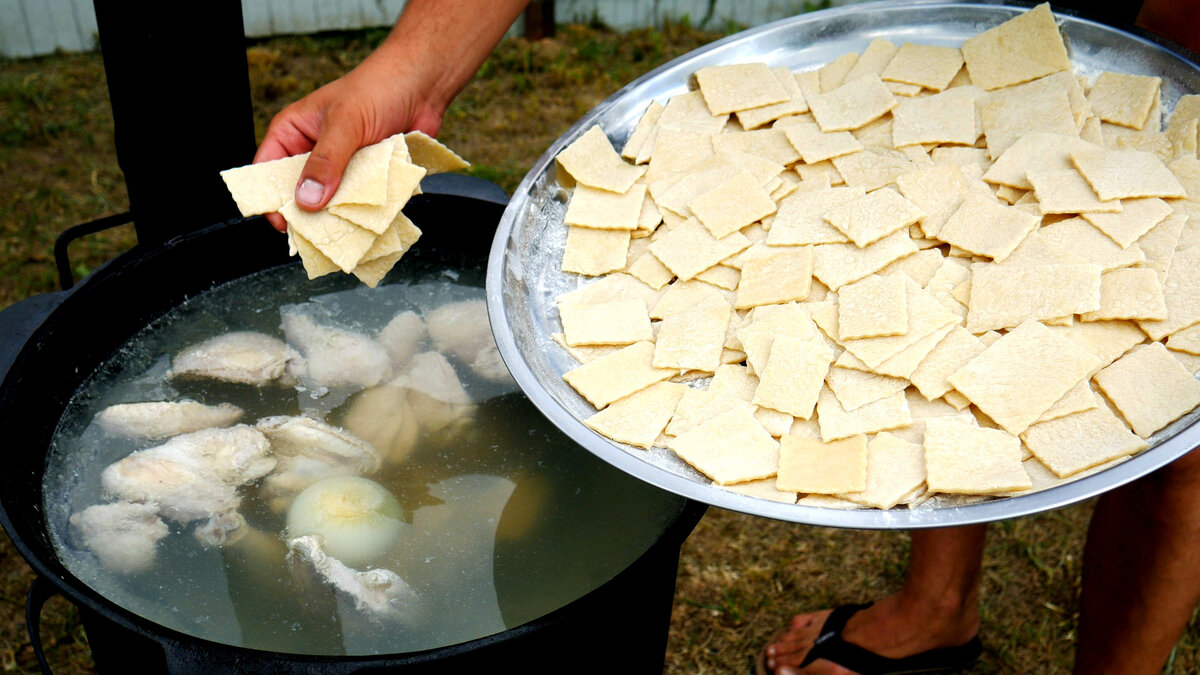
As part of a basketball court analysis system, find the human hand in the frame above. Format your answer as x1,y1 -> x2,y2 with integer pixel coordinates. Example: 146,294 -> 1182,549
253,48 -> 447,232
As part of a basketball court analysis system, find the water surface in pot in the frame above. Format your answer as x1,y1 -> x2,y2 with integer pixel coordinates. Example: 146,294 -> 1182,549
41,263 -> 681,656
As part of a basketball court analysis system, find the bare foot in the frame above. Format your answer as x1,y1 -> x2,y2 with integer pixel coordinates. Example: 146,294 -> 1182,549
763,593 -> 979,674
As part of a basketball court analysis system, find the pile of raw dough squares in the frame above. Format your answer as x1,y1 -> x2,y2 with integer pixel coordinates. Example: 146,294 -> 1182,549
551,3 -> 1200,510
220,132 -> 468,287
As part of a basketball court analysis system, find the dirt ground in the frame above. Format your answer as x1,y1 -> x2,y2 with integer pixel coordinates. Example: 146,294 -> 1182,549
0,21 -> 1196,674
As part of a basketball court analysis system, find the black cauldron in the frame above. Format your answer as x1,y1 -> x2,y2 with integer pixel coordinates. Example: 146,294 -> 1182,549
0,176 -> 705,673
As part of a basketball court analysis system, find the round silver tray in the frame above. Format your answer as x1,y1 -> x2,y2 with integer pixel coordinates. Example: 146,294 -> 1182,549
486,1 -> 1200,528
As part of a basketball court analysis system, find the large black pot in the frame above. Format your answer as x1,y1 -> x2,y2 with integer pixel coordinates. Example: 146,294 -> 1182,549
0,176 -> 705,673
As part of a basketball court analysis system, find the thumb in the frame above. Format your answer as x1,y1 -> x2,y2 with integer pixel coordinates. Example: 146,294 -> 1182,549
294,116 -> 363,212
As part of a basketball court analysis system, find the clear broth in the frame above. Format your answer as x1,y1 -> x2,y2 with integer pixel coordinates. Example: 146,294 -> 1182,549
43,264 -> 682,656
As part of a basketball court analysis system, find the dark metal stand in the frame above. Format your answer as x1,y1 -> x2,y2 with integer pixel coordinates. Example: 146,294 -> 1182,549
91,0 -> 257,247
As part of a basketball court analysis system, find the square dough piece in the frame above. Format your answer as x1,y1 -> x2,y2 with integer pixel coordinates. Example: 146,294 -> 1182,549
816,388 -> 913,442
1020,402 -> 1149,477
784,124 -> 865,164
811,230 -> 920,290
979,87 -> 1077,160
736,67 -> 811,130
1087,72 -> 1161,130
667,408 -> 780,485
622,100 -> 665,161
556,125 -> 647,194
766,186 -> 863,246
751,335 -> 835,419
584,381 -> 688,449
648,218 -> 752,281
881,43 -> 964,92
840,432 -> 927,510
278,200 -> 377,273
935,194 -> 1040,262
824,366 -> 908,412
1081,198 -> 1173,248
562,226 -> 631,276
559,299 -> 653,346
688,172 -> 778,239
564,184 -> 648,230
1093,342 -> 1200,438
1137,247 -> 1200,340
896,164 -> 968,238
808,75 -> 898,133
961,3 -> 1071,91
966,263 -> 1102,333
823,188 -> 924,248
923,417 -> 1031,494
776,434 -> 868,494
695,63 -> 790,115
1071,148 -> 1187,201
1027,169 -> 1123,215
562,341 -> 677,409
948,320 -> 1101,435
734,246 -> 814,309
653,303 -> 733,373
838,273 -> 909,340
892,93 -> 977,148
1080,268 -> 1167,322
983,132 -> 1099,190
909,325 -> 987,401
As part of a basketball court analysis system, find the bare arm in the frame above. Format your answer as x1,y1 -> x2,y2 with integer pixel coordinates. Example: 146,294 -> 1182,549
255,0 -> 530,229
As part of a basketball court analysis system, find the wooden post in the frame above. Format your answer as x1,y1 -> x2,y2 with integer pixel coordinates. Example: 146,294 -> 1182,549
524,1 -> 556,39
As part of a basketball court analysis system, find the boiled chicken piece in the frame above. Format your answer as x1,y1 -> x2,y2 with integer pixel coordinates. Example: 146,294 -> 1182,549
170,332 -> 300,386
391,351 -> 474,434
101,425 -> 274,523
425,300 -> 514,384
69,501 -> 169,574
193,509 -> 247,547
257,415 -> 381,509
342,385 -> 420,466
281,312 -> 392,389
95,400 -> 243,440
376,310 -> 426,371
287,534 -> 419,623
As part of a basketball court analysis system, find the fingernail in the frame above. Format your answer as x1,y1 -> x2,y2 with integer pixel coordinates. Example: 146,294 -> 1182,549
296,178 -> 325,207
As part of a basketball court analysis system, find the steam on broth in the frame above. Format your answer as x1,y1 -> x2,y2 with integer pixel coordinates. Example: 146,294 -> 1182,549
44,265 -> 681,656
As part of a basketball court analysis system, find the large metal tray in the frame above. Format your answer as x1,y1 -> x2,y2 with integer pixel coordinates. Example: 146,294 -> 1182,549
486,1 -> 1200,528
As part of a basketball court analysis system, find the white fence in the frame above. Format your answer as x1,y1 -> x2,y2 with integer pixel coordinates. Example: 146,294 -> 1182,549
0,0 -> 863,59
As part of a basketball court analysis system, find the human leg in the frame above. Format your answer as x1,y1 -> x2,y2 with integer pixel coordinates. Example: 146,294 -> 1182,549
763,523 -> 986,674
1075,448 -> 1200,675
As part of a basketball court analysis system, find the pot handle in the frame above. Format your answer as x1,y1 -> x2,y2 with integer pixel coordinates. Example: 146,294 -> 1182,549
25,575 -> 59,675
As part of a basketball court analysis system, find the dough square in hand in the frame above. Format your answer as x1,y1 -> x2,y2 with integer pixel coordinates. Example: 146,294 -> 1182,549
328,155 -> 426,235
1087,72 -> 1161,130
734,246 -> 813,309
648,218 -> 752,281
808,75 -> 898,133
1020,402 -> 1148,477
840,432 -> 926,509
960,3 -> 1070,91
837,273 -> 909,340
923,417 -> 1031,494
326,138 -> 395,207
559,298 -> 653,346
562,226 -> 631,276
935,194 -> 1039,262
564,184 -> 648,230
688,172 -> 778,238
584,381 -> 688,449
695,63 -> 790,115
881,43 -> 964,91
404,131 -> 470,173
1093,342 -> 1200,438
947,320 -> 1100,435
751,335 -> 834,419
1071,148 -> 1187,201
667,408 -> 780,484
776,434 -> 868,493
823,188 -> 924,248
562,341 -> 677,409
220,154 -> 307,216
279,200 -> 378,273
557,125 -> 647,193
1027,169 -> 1123,215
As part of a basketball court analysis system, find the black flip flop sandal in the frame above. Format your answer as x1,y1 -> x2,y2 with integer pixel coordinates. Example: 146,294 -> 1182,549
795,603 -> 983,675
